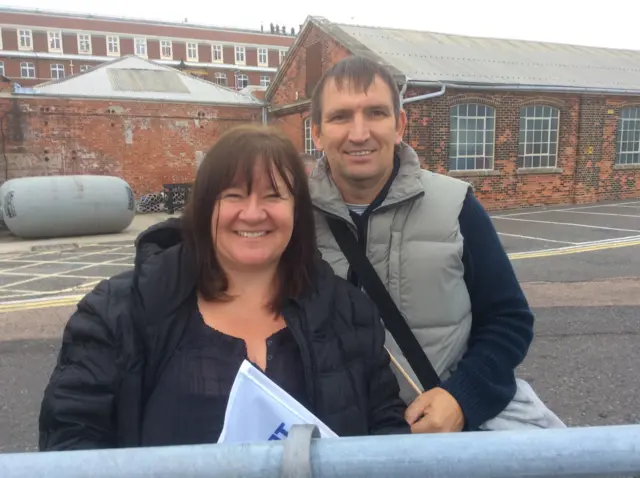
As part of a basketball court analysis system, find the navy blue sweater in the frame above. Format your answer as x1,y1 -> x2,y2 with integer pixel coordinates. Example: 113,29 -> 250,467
348,168 -> 534,431
439,189 -> 534,430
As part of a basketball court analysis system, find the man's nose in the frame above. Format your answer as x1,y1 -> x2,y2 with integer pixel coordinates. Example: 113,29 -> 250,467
347,114 -> 371,143
238,194 -> 267,221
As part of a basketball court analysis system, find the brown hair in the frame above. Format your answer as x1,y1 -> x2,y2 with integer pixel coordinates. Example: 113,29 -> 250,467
182,124 -> 318,312
310,55 -> 401,129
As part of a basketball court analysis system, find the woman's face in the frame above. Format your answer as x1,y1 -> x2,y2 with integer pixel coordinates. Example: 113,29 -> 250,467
212,163 -> 295,272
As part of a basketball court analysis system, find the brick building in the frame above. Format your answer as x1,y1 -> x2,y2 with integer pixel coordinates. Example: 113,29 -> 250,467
0,6 -> 294,89
266,17 -> 640,210
0,55 -> 263,196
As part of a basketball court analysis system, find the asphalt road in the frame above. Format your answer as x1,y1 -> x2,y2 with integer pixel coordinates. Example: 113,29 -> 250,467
1,200 -> 639,454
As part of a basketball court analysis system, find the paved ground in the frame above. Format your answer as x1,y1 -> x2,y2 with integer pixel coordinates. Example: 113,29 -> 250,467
1,200 -> 639,453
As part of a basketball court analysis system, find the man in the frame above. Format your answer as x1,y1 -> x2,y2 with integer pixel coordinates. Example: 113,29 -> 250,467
308,55 -> 534,434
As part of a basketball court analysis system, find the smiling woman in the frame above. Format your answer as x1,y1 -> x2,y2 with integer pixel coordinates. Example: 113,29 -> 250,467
38,124 -> 410,452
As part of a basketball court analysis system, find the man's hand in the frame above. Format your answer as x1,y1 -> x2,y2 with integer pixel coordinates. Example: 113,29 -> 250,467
405,387 -> 465,433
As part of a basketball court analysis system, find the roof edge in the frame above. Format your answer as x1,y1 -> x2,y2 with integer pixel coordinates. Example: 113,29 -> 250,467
409,79 -> 640,96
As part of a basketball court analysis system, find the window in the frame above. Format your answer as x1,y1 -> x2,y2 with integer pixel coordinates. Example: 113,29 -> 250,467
258,48 -> 268,66
80,65 -> 91,72
186,42 -> 198,61
235,72 -> 248,89
18,29 -> 33,50
235,46 -> 246,65
212,44 -> 223,62
304,117 -> 320,157
0,62 -> 4,77
107,36 -> 120,56
616,107 -> 640,165
279,49 -> 287,64
449,103 -> 495,171
518,105 -> 559,169
50,64 -> 65,79
48,31 -> 62,52
0,28 -> 3,50
260,75 -> 270,87
134,37 -> 147,57
20,62 -> 35,79
214,72 -> 227,86
78,33 -> 91,54
159,39 -> 172,59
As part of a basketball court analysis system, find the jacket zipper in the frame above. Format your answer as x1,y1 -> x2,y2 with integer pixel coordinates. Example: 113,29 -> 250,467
284,304 -> 317,412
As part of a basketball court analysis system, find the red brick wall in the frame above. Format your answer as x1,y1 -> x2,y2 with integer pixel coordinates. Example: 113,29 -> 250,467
270,25 -> 350,107
271,87 -> 640,210
0,96 -> 261,196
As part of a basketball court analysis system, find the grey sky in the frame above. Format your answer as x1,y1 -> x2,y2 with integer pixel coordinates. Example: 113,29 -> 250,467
4,0 -> 639,51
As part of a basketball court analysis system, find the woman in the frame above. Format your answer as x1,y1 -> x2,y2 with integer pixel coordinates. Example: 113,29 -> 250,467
38,124 -> 410,451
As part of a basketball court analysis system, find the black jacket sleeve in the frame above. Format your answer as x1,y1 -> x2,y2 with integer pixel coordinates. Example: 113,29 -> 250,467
357,294 -> 411,435
38,280 -> 122,451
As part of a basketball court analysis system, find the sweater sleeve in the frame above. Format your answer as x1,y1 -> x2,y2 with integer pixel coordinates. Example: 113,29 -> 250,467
439,189 -> 534,431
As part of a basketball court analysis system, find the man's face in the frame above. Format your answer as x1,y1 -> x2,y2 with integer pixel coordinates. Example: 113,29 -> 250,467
312,76 -> 406,191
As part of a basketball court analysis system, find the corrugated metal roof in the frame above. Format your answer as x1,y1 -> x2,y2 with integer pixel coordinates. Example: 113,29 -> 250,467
331,21 -> 640,91
107,69 -> 190,93
31,56 -> 262,105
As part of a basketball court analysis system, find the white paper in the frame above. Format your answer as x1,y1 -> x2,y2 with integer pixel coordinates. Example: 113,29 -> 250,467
218,360 -> 339,444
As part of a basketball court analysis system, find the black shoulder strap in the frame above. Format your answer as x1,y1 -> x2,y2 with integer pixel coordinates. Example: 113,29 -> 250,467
326,216 -> 440,391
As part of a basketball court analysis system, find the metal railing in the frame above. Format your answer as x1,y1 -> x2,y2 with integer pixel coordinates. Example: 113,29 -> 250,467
1,424 -> 639,477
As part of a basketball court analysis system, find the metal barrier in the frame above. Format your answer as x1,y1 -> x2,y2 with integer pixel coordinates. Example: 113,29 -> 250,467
1,424 -> 640,478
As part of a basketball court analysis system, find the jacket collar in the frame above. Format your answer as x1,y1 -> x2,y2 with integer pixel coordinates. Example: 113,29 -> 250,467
309,142 -> 425,222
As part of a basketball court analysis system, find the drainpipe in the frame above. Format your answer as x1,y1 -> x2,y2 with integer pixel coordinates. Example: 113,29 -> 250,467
402,83 -> 446,105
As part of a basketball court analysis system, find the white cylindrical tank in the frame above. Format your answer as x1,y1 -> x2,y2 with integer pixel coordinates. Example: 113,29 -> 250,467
0,175 -> 136,239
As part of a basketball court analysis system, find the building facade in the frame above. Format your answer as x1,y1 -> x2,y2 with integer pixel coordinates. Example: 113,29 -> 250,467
0,56 -> 263,196
267,17 -> 640,210
0,7 -> 294,88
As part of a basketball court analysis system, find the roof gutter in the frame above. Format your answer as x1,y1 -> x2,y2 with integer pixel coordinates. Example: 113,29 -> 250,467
407,80 -> 640,96
401,82 -> 446,105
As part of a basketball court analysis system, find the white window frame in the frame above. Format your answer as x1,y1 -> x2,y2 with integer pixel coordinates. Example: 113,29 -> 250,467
257,48 -> 268,66
77,33 -> 92,54
214,72 -> 227,86
50,63 -> 65,80
107,36 -> 120,56
186,42 -> 198,62
20,61 -> 35,79
260,75 -> 270,87
616,107 -> 640,165
80,65 -> 91,72
0,62 -> 5,77
449,103 -> 496,171
47,31 -> 62,53
518,105 -> 560,169
235,72 -> 248,89
18,29 -> 33,51
0,28 -> 3,50
304,117 -> 319,157
160,39 -> 172,60
235,46 -> 246,65
134,37 -> 147,57
212,44 -> 223,63
279,49 -> 287,65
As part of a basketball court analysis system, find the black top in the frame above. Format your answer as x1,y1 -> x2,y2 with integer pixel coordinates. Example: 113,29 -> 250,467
141,310 -> 308,446
38,219 -> 410,451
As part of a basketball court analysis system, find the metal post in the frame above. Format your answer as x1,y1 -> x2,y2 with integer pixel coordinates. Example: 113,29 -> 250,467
0,425 -> 639,478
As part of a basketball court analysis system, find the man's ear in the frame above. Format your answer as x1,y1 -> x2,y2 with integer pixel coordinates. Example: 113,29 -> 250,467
395,109 -> 407,145
311,122 -> 323,151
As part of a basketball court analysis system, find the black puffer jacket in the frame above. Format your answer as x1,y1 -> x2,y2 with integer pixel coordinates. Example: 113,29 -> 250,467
38,219 -> 409,450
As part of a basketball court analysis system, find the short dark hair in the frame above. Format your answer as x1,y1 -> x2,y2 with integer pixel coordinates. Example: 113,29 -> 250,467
182,124 -> 317,313
310,55 -> 401,128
